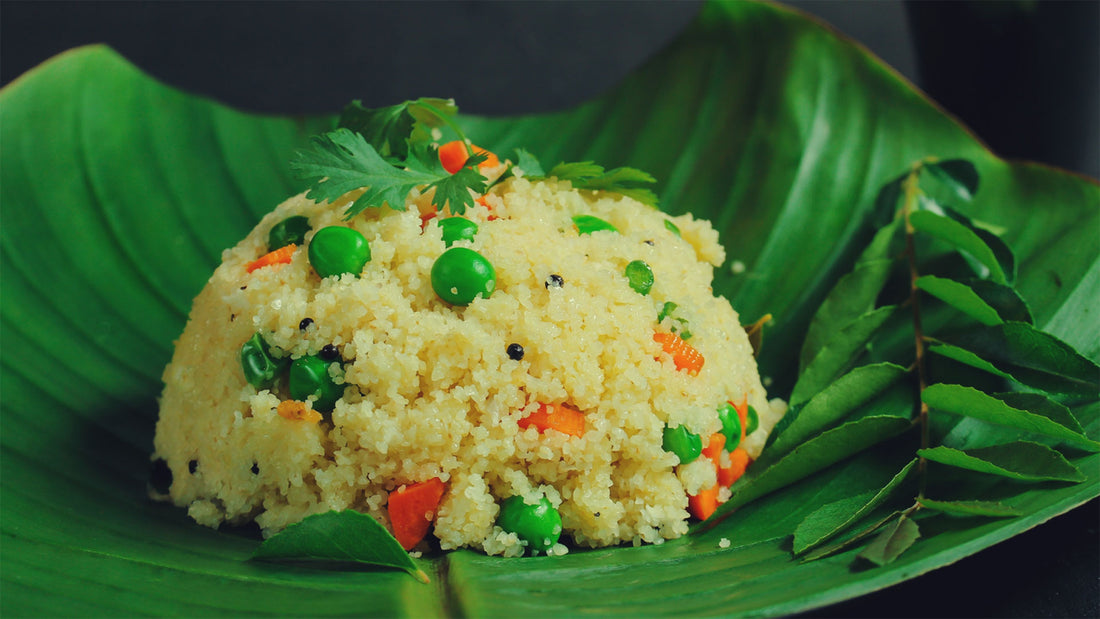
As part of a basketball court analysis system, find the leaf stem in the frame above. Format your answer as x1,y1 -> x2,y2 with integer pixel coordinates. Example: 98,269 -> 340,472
902,162 -> 931,499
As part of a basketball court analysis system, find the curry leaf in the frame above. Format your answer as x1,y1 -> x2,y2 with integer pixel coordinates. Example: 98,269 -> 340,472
763,363 -> 909,466
909,209 -> 1007,284
927,341 -> 1016,381
790,306 -> 898,406
872,174 -> 907,225
857,514 -> 921,566
916,275 -> 1003,326
966,279 -> 1032,324
800,260 -> 896,370
940,322 -> 1100,396
925,159 -> 979,203
918,199 -> 1017,284
923,384 -> 1100,451
793,459 -> 918,555
917,498 -> 1022,518
918,443 -> 1086,482
253,510 -> 430,583
799,220 -> 903,370
709,415 -> 913,524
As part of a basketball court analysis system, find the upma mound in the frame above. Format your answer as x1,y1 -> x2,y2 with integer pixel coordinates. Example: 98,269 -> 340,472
153,161 -> 785,556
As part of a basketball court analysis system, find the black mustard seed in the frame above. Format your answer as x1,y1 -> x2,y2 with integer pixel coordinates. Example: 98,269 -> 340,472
188,459 -> 198,475
299,317 -> 314,330
545,274 -> 564,289
506,343 -> 525,360
319,344 -> 339,360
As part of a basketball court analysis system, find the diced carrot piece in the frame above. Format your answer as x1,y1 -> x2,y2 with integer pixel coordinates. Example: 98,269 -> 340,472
689,483 -> 721,521
518,403 -> 586,438
387,478 -> 446,551
654,331 -> 705,375
276,400 -> 322,423
702,432 -> 726,463
439,140 -> 500,174
718,447 -> 752,488
246,243 -> 297,273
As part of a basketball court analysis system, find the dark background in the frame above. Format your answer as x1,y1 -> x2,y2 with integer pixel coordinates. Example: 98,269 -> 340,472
2,1 -> 1097,616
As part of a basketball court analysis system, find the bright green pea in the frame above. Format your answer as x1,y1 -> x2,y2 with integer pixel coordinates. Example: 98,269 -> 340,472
664,219 -> 681,237
573,215 -> 618,235
625,260 -> 654,295
288,355 -> 343,413
431,247 -> 496,306
745,405 -> 760,435
497,495 -> 562,554
662,425 -> 702,464
717,403 -> 742,450
308,226 -> 371,278
239,333 -> 288,389
438,217 -> 479,247
268,215 -> 312,250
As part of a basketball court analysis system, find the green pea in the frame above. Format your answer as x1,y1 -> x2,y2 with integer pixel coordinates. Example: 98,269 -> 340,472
664,219 -> 681,237
572,215 -> 618,235
268,215 -> 312,250
717,403 -> 742,450
497,495 -> 562,553
308,226 -> 371,278
624,260 -> 654,295
745,405 -> 760,435
438,217 -> 479,247
288,355 -> 343,413
662,425 -> 702,464
431,247 -> 496,306
239,333 -> 288,389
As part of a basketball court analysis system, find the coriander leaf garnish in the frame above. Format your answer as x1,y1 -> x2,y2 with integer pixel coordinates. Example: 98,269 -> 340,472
546,161 -> 659,207
513,148 -> 546,177
292,128 -> 431,215
514,151 -> 660,207
427,155 -> 488,215
290,128 -> 488,219
339,97 -> 457,161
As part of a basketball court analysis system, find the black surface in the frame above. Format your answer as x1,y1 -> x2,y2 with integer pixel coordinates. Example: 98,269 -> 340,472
2,1 -> 1097,617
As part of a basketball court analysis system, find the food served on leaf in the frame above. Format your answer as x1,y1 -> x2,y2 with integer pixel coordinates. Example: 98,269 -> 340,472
151,99 -> 786,556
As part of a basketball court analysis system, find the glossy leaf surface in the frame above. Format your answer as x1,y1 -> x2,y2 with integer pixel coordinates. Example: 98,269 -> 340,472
2,1 -> 1097,616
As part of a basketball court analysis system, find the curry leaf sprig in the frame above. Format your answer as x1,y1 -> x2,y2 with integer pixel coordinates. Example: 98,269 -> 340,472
291,98 -> 487,218
698,157 -> 1099,567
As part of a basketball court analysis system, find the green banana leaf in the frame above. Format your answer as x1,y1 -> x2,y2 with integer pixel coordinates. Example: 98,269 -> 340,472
2,1 -> 1096,616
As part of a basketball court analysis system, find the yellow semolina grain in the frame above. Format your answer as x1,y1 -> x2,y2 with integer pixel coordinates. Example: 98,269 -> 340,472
153,172 -> 786,555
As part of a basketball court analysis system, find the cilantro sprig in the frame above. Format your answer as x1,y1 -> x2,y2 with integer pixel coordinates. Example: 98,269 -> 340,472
292,98 -> 660,219
509,149 -> 659,207
291,98 -> 487,218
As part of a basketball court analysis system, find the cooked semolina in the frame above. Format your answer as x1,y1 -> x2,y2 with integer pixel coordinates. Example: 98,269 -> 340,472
153,172 -> 785,555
